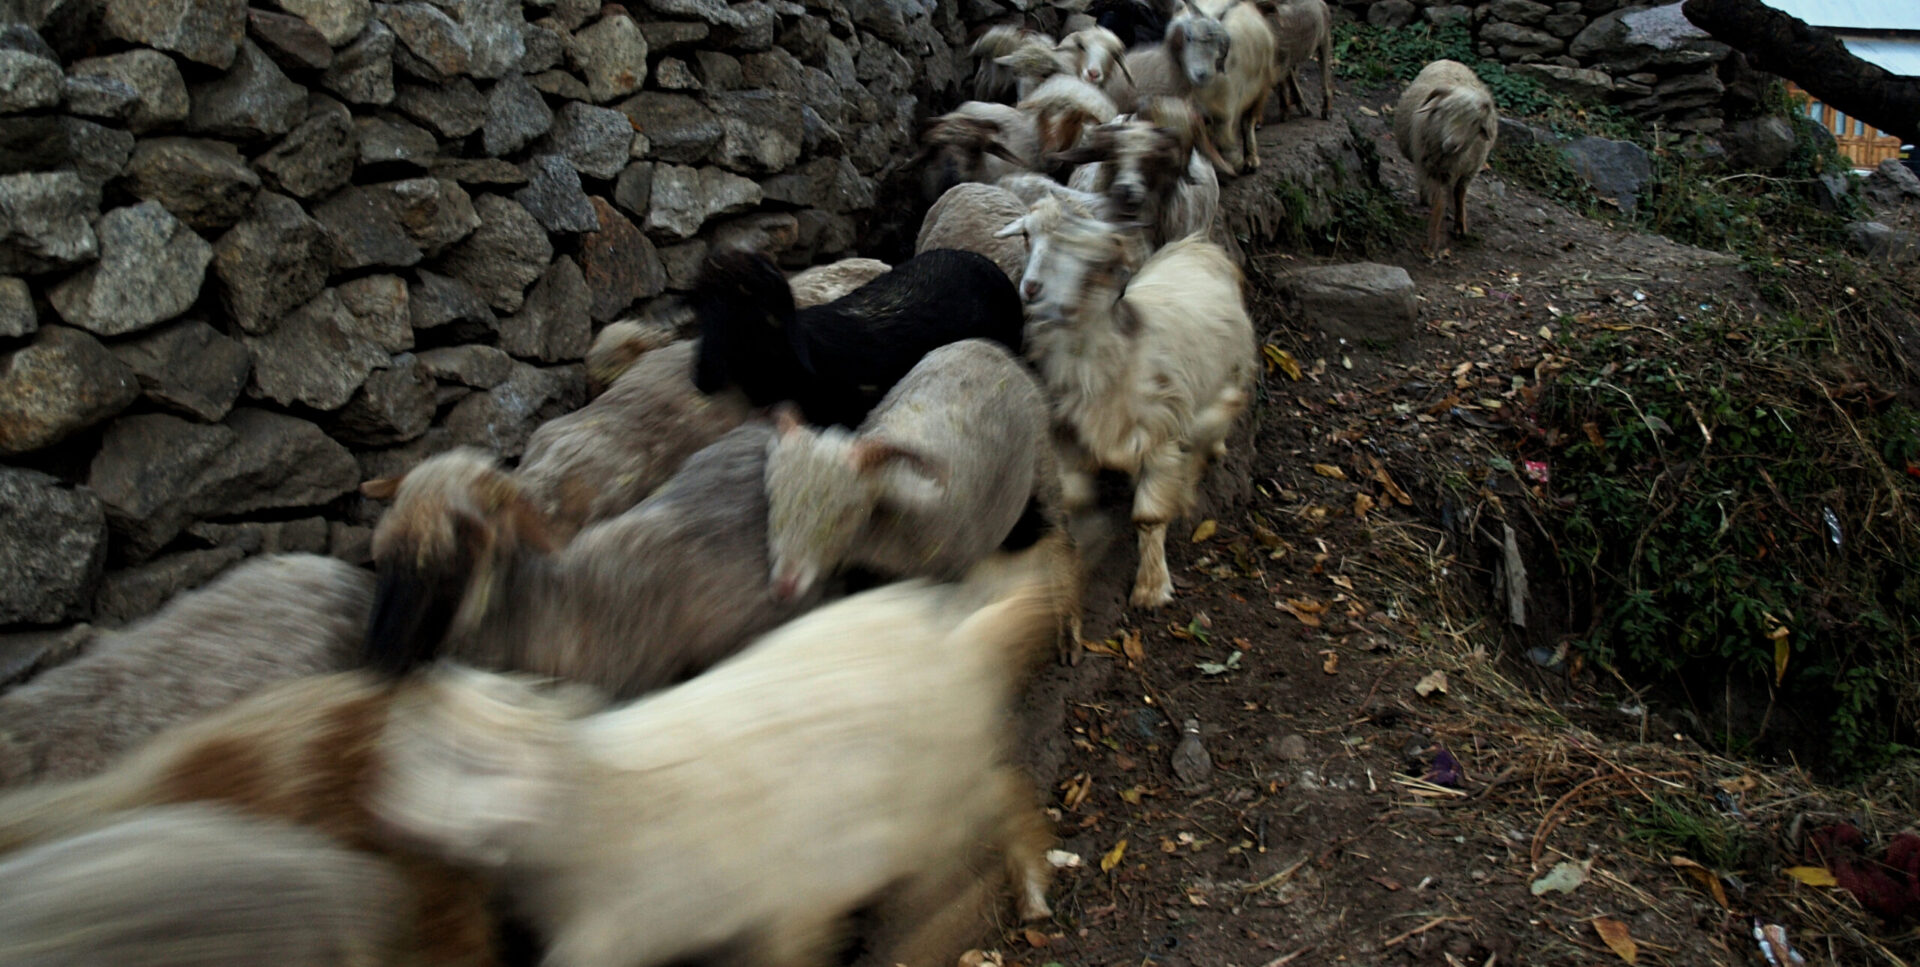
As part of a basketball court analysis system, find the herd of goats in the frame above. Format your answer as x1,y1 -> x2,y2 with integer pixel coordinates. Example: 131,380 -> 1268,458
0,1 -> 1505,964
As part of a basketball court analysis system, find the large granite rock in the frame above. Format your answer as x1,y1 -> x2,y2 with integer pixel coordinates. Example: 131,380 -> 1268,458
110,319 -> 253,422
1280,263 -> 1418,345
103,0 -> 247,68
122,137 -> 263,231
0,325 -> 140,455
437,193 -> 552,312
0,468 -> 109,624
240,287 -> 392,409
49,202 -> 212,337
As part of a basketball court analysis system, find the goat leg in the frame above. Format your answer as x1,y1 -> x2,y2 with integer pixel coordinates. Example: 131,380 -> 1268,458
995,768 -> 1058,921
1424,181 -> 1448,256
1452,177 -> 1471,239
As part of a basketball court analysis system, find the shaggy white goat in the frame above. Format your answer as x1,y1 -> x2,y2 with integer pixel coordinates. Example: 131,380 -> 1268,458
0,803 -> 419,967
1123,1 -> 1237,174
996,196 -> 1255,608
1394,58 -> 1498,255
1058,26 -> 1137,110
0,553 -> 371,787
916,182 -> 1032,282
1193,0 -> 1279,172
366,543 -> 1072,967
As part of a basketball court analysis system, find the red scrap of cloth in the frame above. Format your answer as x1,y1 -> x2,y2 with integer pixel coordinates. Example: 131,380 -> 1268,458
1805,823 -> 1920,927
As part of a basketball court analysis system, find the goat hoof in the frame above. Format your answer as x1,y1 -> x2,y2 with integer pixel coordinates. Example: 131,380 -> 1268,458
1018,895 -> 1054,922
1129,582 -> 1173,609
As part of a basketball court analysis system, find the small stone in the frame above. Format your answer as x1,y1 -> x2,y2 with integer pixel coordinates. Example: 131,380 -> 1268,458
93,547 -> 248,626
443,359 -> 584,457
1423,5 -> 1471,26
62,74 -> 141,120
1275,733 -> 1308,761
0,467 -> 109,625
50,202 -> 212,337
273,0 -> 372,46
336,273 -> 413,351
313,177 -> 479,270
0,277 -> 31,338
329,352 -> 435,445
1561,135 -> 1653,212
438,193 -> 552,312
519,19 -> 564,72
123,137 -> 262,231
241,288 -> 391,410
0,117 -> 133,193
482,72 -> 554,157
1510,63 -> 1613,102
321,19 -> 396,104
614,92 -> 719,165
537,101 -> 632,180
379,1 -> 472,81
110,319 -> 252,422
407,268 -> 496,331
392,76 -> 485,137
646,163 -> 761,239
248,7 -> 334,70
708,89 -> 803,175
514,154 -> 599,233
0,171 -> 98,274
355,113 -> 437,166
692,50 -> 740,90
655,239 -> 705,290
1488,0 -> 1550,25
186,516 -> 330,555
527,69 -> 589,100
0,49 -> 63,113
705,211 -> 797,255
255,96 -> 358,198
1716,115 -> 1795,172
654,56 -> 699,90
0,326 -> 140,455
433,0 -> 524,80
500,255 -> 590,361
1170,718 -> 1212,787
578,196 -> 662,321
1848,221 -> 1918,262
791,208 -> 853,261
103,0 -> 246,68
0,23 -> 57,60
187,39 -> 306,141
432,156 -> 526,186
211,189 -> 332,338
1482,20 -> 1563,56
1543,12 -> 1586,37
612,161 -> 652,218
416,344 -> 512,387
758,156 -> 871,214
1280,263 -> 1417,345
638,19 -> 708,50
571,12 -> 648,102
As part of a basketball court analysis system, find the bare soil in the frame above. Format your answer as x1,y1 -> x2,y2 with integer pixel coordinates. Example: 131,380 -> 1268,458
986,77 -> 1882,967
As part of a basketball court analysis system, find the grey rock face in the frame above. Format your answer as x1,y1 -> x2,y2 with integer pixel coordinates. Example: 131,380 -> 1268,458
1510,63 -> 1613,101
1561,135 -> 1653,212
0,277 -> 31,338
0,49 -> 63,113
615,92 -> 720,164
436,0 -> 525,79
416,344 -> 512,386
0,326 -> 140,455
248,8 -> 335,71
110,319 -> 253,422
572,12 -> 648,102
612,161 -> 653,217
1366,0 -> 1414,27
273,0 -> 371,45
186,516 -> 330,555
49,202 -> 212,337
379,1 -> 472,81
438,193 -> 552,312
336,274 -> 414,352
408,268 -> 496,331
514,154 -> 599,233
0,468 -> 109,625
1488,0 -> 1551,25
62,74 -> 141,120
321,20 -> 397,104
355,113 -> 437,166
103,0 -> 247,68
482,72 -> 553,157
0,117 -> 134,193
758,156 -> 872,213
578,196 -> 662,321
123,137 -> 263,231
646,163 -> 761,239
313,177 -> 479,270
710,89 -> 804,174
0,171 -> 100,275
188,39 -> 308,140
538,102 -> 633,180
1281,263 -> 1418,345
500,255 -> 590,361
241,288 -> 392,409
329,352 -> 436,445
1716,115 -> 1795,173
1482,20 -> 1564,56
1848,221 -> 1918,262
392,76 -> 485,136
443,359 -> 584,457
254,96 -> 358,199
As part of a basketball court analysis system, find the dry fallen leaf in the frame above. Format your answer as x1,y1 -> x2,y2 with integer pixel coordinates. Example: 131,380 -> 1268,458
1669,856 -> 1730,909
1353,492 -> 1376,519
1592,917 -> 1638,964
1783,866 -> 1838,887
1320,650 -> 1339,674
1414,670 -> 1450,697
1118,784 -> 1145,805
1060,773 -> 1092,811
1100,838 -> 1128,873
1279,598 -> 1326,627
1715,775 -> 1757,794
1329,574 -> 1354,590
1530,859 -> 1591,896
1120,627 -> 1144,664
1021,928 -> 1050,948
1191,519 -> 1218,542
1311,463 -> 1348,480
1264,344 -> 1303,380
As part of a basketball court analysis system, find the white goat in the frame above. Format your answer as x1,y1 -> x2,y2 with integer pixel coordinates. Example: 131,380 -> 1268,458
969,24 -> 1054,103
0,553 -> 371,787
511,340 -> 754,543
1123,1 -> 1236,175
1058,26 -> 1137,110
1193,0 -> 1279,172
0,803 -> 419,967
1259,0 -> 1334,121
366,543 -> 1072,967
916,182 -> 1032,282
996,196 -> 1255,608
1394,59 -> 1498,255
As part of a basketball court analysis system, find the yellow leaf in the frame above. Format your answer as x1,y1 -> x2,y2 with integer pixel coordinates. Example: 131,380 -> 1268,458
1311,463 -> 1347,480
1100,838 -> 1128,873
1279,598 -> 1325,627
1119,785 -> 1144,805
1329,574 -> 1354,590
1022,927 -> 1050,947
1263,344 -> 1303,380
1784,866 -> 1838,887
1774,634 -> 1789,685
1320,650 -> 1339,674
1120,628 -> 1144,664
1669,856 -> 1730,909
1592,918 -> 1638,964
1191,519 -> 1218,542
1353,493 -> 1375,519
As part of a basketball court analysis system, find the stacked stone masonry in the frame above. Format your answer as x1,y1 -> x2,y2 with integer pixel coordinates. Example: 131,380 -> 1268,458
2,0 -> 1073,638
1352,0 -> 1748,134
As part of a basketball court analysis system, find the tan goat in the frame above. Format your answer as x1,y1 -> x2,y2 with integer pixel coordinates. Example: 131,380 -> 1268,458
1394,59 -> 1499,256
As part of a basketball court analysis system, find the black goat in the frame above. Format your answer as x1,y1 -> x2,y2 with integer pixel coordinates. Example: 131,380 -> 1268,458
1091,0 -> 1173,48
689,247 -> 1025,429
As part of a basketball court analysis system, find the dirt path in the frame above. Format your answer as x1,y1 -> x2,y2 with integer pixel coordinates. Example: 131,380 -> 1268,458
999,81 -> 1788,967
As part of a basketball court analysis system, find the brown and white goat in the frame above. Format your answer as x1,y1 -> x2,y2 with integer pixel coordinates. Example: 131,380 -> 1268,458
1056,96 -> 1228,246
0,803 -> 421,967
1394,59 -> 1498,256
996,196 -> 1256,608
0,671 -> 508,967
914,79 -> 1118,203
366,541 -> 1072,967
0,553 -> 371,787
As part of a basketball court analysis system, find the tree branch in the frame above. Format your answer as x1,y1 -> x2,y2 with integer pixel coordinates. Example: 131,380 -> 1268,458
1682,0 -> 1920,147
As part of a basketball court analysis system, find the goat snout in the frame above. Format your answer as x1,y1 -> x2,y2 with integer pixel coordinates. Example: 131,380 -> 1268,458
1083,67 -> 1102,83
1114,182 -> 1146,214
1021,279 -> 1042,303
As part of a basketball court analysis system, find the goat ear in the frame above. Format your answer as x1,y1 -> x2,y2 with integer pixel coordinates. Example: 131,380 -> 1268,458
361,474 -> 404,501
993,214 -> 1028,238
850,439 -> 946,483
772,402 -> 807,437
1115,54 -> 1137,85
983,139 -> 1027,165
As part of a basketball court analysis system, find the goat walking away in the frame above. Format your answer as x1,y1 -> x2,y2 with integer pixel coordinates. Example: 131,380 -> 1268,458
1395,59 -> 1498,256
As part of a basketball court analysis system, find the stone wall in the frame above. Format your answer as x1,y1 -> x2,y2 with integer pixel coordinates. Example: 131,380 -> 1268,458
0,0 -> 1015,640
1349,0 -> 1761,134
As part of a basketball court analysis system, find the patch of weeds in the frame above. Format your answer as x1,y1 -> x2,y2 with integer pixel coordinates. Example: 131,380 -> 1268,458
1620,792 -> 1759,872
